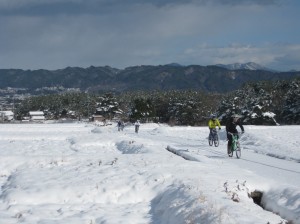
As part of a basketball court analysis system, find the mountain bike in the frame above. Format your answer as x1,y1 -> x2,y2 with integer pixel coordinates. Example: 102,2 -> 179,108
227,132 -> 241,158
208,128 -> 219,147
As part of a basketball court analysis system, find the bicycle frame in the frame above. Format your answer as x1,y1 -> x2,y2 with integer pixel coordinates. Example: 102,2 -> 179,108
209,128 -> 219,147
231,134 -> 239,151
209,129 -> 218,140
228,132 -> 241,158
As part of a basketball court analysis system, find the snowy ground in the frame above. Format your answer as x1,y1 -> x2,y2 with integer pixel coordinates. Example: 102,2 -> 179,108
0,122 -> 299,224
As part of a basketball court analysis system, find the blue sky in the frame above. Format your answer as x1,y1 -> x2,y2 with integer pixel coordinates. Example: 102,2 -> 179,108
0,0 -> 299,71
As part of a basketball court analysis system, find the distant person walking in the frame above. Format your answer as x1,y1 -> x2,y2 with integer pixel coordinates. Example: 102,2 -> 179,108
120,121 -> 125,131
117,120 -> 124,131
134,120 -> 140,133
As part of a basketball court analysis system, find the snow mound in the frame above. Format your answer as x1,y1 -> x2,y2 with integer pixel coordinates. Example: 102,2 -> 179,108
116,140 -> 149,154
91,127 -> 103,133
241,126 -> 300,162
151,182 -> 220,224
263,185 -> 300,223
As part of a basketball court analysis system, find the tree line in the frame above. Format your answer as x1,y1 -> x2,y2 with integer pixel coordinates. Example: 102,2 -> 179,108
14,78 -> 300,125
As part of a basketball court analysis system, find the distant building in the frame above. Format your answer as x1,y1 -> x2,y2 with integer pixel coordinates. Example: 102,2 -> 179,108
29,111 -> 45,121
91,115 -> 105,122
0,111 -> 14,122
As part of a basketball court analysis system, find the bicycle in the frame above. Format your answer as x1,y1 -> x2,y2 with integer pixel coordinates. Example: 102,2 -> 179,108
227,132 -> 241,158
208,128 -> 219,147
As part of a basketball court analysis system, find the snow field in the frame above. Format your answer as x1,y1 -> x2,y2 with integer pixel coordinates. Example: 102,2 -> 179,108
0,123 -> 299,223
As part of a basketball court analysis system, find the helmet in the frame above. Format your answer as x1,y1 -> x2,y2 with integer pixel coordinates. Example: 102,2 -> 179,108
211,114 -> 216,119
231,114 -> 242,118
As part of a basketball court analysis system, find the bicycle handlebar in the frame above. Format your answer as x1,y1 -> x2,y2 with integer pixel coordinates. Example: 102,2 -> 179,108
227,132 -> 243,136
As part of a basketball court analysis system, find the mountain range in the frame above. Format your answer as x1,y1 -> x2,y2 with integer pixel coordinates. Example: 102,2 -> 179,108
215,62 -> 276,72
0,63 -> 299,93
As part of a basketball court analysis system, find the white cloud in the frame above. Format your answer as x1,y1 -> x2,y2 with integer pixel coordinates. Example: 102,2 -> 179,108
182,43 -> 300,71
0,0 -> 298,70
0,0 -> 282,12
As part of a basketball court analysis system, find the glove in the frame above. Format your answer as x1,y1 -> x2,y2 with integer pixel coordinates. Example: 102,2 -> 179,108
219,127 -> 221,130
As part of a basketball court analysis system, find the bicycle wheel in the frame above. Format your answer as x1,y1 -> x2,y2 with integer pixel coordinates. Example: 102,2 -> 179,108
214,135 -> 219,147
208,135 -> 213,146
236,142 -> 241,158
227,144 -> 233,157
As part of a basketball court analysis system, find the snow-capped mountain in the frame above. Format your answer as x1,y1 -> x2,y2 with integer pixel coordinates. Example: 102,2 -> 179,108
216,62 -> 275,71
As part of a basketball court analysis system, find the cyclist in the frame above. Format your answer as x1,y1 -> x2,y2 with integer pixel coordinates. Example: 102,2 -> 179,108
226,114 -> 244,153
208,114 -> 221,138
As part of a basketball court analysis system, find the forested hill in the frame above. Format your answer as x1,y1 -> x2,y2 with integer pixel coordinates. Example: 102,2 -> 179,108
0,65 -> 299,93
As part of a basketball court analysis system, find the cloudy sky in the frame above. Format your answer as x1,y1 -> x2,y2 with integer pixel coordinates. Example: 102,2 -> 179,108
0,0 -> 299,71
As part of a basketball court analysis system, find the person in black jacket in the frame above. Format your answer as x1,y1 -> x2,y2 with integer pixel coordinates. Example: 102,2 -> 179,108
226,114 -> 245,153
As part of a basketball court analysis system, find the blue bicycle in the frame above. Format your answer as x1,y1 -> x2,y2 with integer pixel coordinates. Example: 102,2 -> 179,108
208,128 -> 219,147
227,132 -> 241,158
